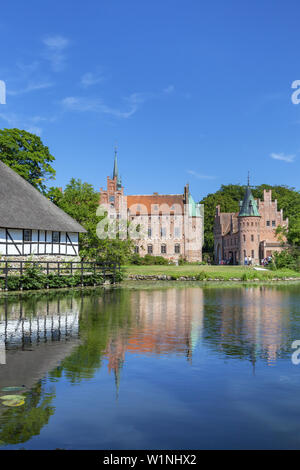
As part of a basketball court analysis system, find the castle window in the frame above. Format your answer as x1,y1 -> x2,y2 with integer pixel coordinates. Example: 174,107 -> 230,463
148,245 -> 153,254
251,250 -> 254,258
134,246 -> 139,254
148,228 -> 152,238
161,244 -> 167,254
174,227 -> 180,238
251,235 -> 254,242
23,229 -> 32,242
272,220 -> 276,227
175,244 -> 180,254
160,227 -> 166,237
266,221 -> 270,226
243,235 -> 246,242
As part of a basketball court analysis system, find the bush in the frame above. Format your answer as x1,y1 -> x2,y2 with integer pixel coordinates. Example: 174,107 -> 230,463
0,267 -> 120,291
129,254 -> 170,265
270,248 -> 300,272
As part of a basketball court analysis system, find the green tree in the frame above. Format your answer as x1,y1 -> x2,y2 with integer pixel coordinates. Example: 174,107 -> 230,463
0,128 -> 55,193
48,178 -> 133,262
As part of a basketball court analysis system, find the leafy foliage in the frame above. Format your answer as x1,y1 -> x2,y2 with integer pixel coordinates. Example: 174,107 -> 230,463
48,178 -> 134,262
130,254 -> 171,265
269,247 -> 300,272
0,128 -> 55,193
0,262 -> 124,291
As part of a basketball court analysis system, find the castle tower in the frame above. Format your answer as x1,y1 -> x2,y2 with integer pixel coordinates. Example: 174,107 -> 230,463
99,148 -> 125,214
238,178 -> 261,265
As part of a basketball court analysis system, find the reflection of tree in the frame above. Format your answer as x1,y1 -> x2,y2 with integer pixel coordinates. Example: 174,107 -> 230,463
0,381 -> 55,445
48,289 -> 132,383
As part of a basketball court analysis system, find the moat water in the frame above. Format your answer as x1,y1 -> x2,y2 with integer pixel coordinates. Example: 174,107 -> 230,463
0,282 -> 300,449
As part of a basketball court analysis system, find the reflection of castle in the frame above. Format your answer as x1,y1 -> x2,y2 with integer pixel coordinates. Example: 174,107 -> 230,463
104,288 -> 204,387
213,287 -> 289,366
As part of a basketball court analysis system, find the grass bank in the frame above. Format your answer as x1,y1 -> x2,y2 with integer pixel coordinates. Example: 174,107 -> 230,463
123,265 -> 300,281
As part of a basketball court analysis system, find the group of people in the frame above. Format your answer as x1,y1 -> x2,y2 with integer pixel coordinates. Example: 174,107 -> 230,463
261,256 -> 272,266
244,256 -> 253,266
219,258 -> 234,265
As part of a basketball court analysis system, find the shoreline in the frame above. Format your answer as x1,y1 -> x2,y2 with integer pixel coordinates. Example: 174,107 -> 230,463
0,277 -> 299,298
126,274 -> 300,282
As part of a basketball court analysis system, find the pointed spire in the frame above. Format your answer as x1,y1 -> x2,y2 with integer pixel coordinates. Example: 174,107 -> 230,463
113,145 -> 122,190
113,145 -> 118,180
238,174 -> 260,217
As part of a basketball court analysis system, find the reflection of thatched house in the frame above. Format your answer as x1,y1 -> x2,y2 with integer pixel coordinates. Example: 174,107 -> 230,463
0,297 -> 81,388
0,160 -> 86,260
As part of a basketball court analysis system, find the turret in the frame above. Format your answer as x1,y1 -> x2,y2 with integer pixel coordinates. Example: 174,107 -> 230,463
238,178 -> 261,265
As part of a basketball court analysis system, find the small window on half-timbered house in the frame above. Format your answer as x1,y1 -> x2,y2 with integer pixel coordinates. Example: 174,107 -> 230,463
52,231 -> 60,243
24,230 -> 32,242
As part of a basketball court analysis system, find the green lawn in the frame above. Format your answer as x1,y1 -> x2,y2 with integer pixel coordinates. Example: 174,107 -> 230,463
123,264 -> 300,281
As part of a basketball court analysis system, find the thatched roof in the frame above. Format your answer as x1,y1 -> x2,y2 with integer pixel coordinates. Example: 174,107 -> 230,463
0,160 -> 87,232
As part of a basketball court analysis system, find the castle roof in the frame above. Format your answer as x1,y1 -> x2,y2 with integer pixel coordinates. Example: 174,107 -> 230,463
127,194 -> 184,214
188,194 -> 202,217
0,160 -> 86,232
238,185 -> 260,217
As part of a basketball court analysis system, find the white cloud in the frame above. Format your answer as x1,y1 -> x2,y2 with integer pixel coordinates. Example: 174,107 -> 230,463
61,93 -> 147,119
43,34 -> 70,71
81,71 -> 105,87
25,126 -> 42,136
187,170 -> 216,180
61,85 -> 176,120
270,152 -> 295,163
0,111 -> 54,134
7,81 -> 54,96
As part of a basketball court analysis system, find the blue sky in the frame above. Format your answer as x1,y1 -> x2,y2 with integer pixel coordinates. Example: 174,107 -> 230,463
1,0 -> 300,201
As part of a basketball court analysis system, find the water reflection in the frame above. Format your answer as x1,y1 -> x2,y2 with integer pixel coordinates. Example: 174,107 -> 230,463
0,284 -> 299,449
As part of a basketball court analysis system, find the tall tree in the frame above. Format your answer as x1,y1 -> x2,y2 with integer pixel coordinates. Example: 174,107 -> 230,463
0,128 -> 55,193
48,178 -> 133,262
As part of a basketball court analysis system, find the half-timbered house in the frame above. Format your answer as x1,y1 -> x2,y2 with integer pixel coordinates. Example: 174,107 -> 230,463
0,160 -> 86,259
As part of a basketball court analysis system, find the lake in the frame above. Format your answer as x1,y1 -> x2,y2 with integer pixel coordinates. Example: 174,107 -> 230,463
0,282 -> 300,450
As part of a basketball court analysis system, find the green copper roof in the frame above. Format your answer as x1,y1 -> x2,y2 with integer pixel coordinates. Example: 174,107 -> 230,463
188,194 -> 202,217
238,185 -> 260,217
113,150 -> 118,179
113,149 -> 122,190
